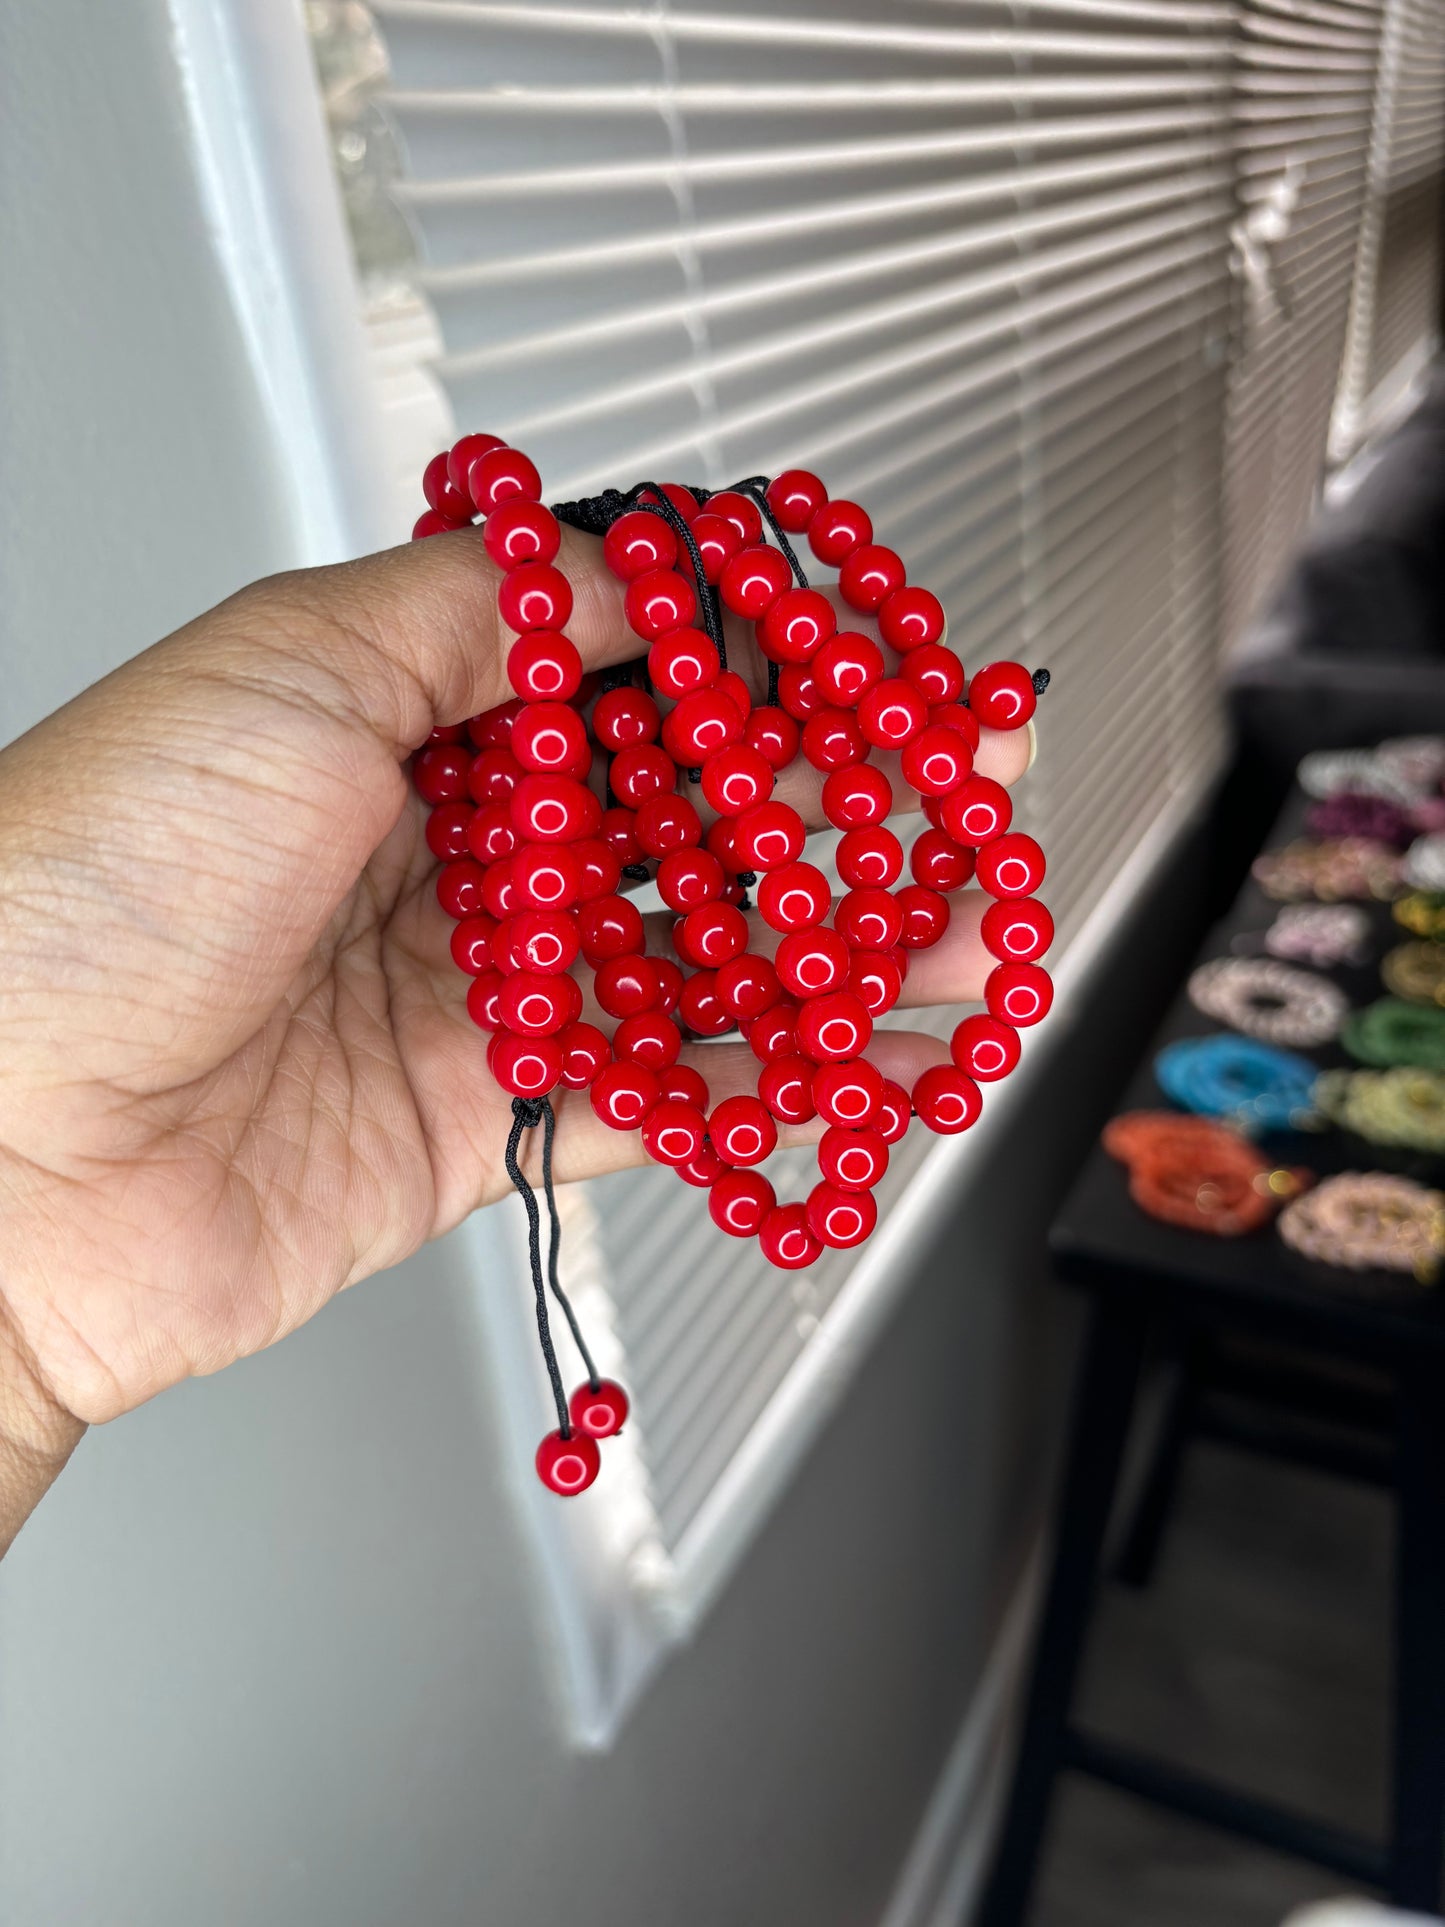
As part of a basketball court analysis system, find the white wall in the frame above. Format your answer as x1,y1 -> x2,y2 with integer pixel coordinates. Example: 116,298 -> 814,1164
0,6 -> 1175,1922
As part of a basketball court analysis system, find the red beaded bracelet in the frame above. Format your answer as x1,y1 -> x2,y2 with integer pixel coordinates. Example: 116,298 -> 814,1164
412,438 -> 1051,1494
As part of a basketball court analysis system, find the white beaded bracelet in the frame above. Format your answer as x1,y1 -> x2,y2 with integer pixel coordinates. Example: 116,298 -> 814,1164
1187,957 -> 1347,1047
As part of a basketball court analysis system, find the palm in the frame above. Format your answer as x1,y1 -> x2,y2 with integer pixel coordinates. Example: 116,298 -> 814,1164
0,532 -> 1031,1428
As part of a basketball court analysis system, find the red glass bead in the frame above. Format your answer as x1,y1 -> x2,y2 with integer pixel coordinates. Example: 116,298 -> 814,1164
776,927 -> 850,998
426,723 -> 468,746
642,1099 -> 708,1167
734,800 -> 806,872
574,838 -> 623,902
748,1001 -> 800,1062
715,669 -> 753,724
634,793 -> 702,859
657,848 -> 726,913
626,569 -> 697,642
813,1056 -> 884,1128
911,828 -> 975,893
858,679 -> 928,750
796,992 -> 873,1063
745,705 -> 801,771
975,832 -> 1046,899
468,747 -> 523,806
506,908 -> 579,975
928,703 -> 981,753
951,1014 -> 1020,1083
662,688 -> 744,764
638,483 -> 700,524
499,972 -> 574,1037
578,894 -> 644,964
423,450 -> 472,523
987,962 -> 1053,1027
876,1080 -> 911,1145
902,724 -> 973,798
757,861 -> 831,931
470,700 -> 524,750
706,817 -> 745,875
821,765 -> 892,832
414,743 -> 471,805
704,490 -> 764,547
469,446 -> 541,515
590,1060 -> 660,1130
569,1379 -> 629,1441
982,897 -> 1053,965
765,469 -> 827,533
513,842 -> 582,911
603,510 -> 677,581
819,1125 -> 888,1190
489,1031 -> 564,1099
479,859 -> 519,920
593,686 -> 660,750
716,953 -> 782,1021
446,431 -> 504,495
511,773 -> 599,843
653,958 -> 684,1015
835,888 -> 904,952
759,1202 -> 823,1270
687,512 -> 743,584
758,587 -> 836,665
837,826 -> 903,890
659,1064 -> 710,1109
535,1429 -> 600,1496
807,1182 -> 878,1250
968,661 -> 1037,731
677,969 -> 735,1036
777,663 -> 822,720
680,901 -> 749,968
426,801 -> 475,862
803,708 -> 867,773
902,642 -> 966,707
700,745 -> 772,818
839,543 -> 906,614
600,808 -> 643,866
808,498 -> 872,566
709,1095 -> 778,1168
719,545 -> 793,620
507,630 -> 581,702
812,631 -> 885,708
412,509 -> 458,539
897,884 -> 950,949
450,915 -> 496,976
466,971 -> 504,1031
607,749 -> 673,815
677,1143 -> 726,1188
940,776 -> 1012,847
485,497 -> 560,572
558,1021 -> 611,1090
848,949 -> 905,1018
437,858 -> 489,919
758,1053 -> 817,1124
913,1065 -> 983,1134
647,627 -> 718,700
710,1169 -> 776,1238
878,586 -> 946,653
512,701 -> 589,775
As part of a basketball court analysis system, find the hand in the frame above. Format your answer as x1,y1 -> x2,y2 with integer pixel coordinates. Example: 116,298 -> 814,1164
0,527 -> 1032,1545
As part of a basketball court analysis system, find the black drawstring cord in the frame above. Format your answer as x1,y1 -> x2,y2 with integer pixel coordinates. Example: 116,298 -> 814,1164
505,1097 -> 572,1437
540,1097 -> 600,1392
731,476 -> 809,589
631,481 -> 729,675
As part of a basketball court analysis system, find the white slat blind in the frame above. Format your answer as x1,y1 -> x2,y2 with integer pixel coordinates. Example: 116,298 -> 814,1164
1222,0 -> 1386,641
1332,0 -> 1445,456
364,0 -> 1237,1547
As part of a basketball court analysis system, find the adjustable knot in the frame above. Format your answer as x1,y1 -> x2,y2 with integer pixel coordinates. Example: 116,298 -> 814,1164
512,1095 -> 547,1130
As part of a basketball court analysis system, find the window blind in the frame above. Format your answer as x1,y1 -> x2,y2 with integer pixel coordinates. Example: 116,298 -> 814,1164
1221,0 -> 1386,641
363,0 -> 1237,1548
1332,0 -> 1445,456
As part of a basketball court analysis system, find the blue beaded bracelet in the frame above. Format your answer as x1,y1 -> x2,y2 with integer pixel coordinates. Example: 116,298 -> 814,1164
1154,1031 -> 1318,1136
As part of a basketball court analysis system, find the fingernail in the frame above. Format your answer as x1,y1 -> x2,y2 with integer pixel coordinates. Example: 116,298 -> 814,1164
1024,720 -> 1038,773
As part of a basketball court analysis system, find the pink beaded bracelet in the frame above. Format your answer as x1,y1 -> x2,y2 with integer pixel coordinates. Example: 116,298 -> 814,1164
413,437 -> 1051,1493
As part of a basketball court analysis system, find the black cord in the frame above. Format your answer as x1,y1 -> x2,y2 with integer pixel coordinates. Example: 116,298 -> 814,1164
540,1097 -> 600,1392
631,481 -> 729,673
730,475 -> 809,589
504,1098 -> 571,1436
